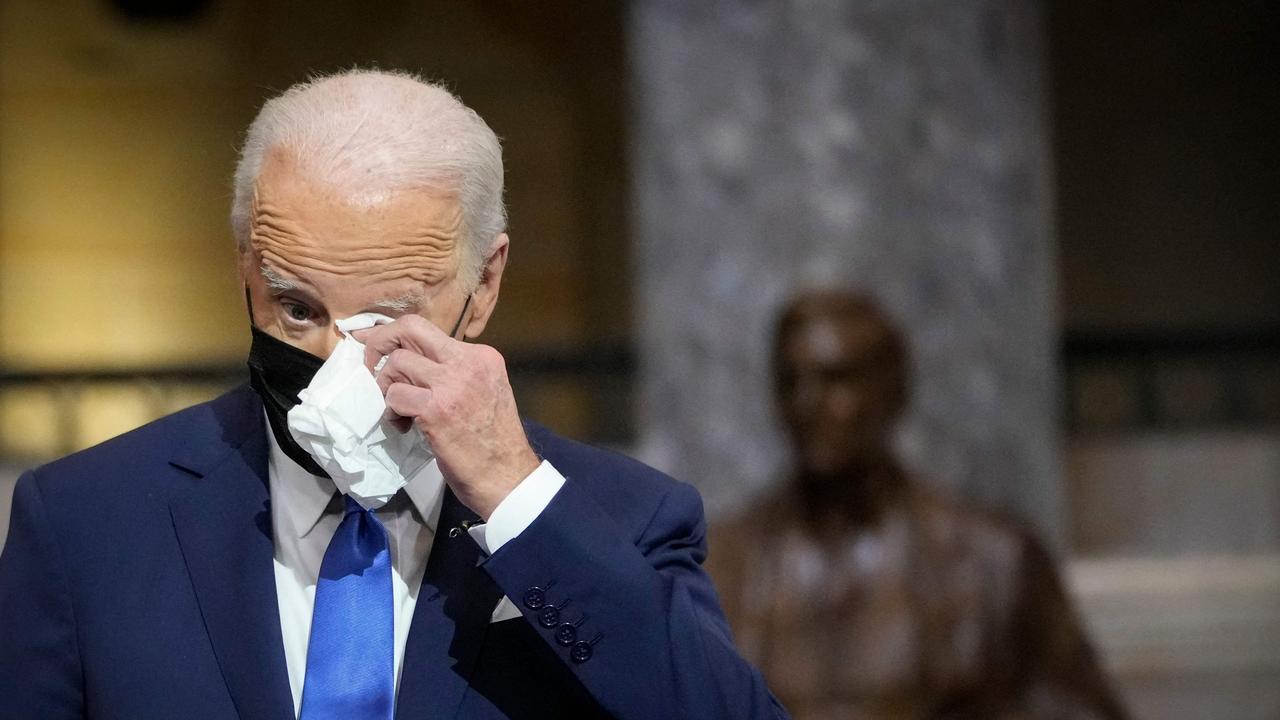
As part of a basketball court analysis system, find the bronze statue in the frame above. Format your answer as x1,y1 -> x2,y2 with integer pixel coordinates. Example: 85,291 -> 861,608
709,291 -> 1128,720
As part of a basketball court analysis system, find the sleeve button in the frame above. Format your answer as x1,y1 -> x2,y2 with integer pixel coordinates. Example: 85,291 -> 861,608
570,632 -> 602,664
522,587 -> 547,610
538,606 -> 562,628
570,641 -> 593,663
555,623 -> 579,646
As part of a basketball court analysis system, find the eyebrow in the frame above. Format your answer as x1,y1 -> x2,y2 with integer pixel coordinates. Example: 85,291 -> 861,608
371,293 -> 424,312
258,263 -> 422,313
259,264 -> 297,291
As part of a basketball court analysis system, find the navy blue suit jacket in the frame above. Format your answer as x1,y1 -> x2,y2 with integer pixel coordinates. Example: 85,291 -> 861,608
0,384 -> 787,719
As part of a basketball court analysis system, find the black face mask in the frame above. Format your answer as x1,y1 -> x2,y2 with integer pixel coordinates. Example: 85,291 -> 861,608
247,325 -> 331,477
245,288 -> 472,478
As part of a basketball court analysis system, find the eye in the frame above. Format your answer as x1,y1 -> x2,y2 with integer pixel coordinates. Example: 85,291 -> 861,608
281,301 -> 315,323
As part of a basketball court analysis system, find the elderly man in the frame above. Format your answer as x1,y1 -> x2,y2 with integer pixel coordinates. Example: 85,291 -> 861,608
0,70 -> 785,720
710,291 -> 1127,720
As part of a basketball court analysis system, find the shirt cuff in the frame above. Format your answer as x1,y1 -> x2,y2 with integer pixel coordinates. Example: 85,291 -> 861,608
467,460 -> 565,555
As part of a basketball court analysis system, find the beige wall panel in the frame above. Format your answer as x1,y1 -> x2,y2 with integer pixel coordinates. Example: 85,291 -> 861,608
0,386 -> 61,459
1,87 -> 245,367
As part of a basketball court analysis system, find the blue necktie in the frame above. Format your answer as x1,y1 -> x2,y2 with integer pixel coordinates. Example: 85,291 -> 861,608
300,496 -> 394,720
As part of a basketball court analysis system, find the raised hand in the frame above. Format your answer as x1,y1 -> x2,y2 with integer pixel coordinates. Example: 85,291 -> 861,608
355,314 -> 540,520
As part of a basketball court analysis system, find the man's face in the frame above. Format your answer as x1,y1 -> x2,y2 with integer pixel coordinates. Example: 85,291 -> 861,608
240,148 -> 503,358
777,313 -> 902,476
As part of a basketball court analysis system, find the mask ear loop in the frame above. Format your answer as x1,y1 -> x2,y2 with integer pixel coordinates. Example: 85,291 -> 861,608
448,295 -> 473,339
244,285 -> 256,327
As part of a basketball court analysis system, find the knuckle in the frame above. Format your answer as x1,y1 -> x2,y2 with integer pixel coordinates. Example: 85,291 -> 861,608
384,382 -> 406,406
398,314 -> 427,333
474,344 -> 505,369
387,380 -> 416,402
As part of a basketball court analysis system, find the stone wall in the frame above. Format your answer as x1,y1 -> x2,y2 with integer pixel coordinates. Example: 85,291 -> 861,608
629,0 -> 1062,544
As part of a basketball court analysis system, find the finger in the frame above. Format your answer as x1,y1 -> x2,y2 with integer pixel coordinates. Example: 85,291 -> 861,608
375,348 -> 448,394
348,328 -> 387,374
348,322 -> 393,345
384,381 -> 433,426
360,315 -> 455,371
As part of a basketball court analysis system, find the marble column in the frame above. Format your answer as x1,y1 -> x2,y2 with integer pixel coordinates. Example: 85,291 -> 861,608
629,0 -> 1063,546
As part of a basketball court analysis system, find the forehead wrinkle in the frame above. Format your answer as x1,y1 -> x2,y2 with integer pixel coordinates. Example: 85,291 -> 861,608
250,171 -> 465,288
258,242 -> 457,265
250,197 -> 304,234
251,198 -> 460,264
253,179 -> 462,250
408,202 -> 464,238
252,211 -> 458,279
249,197 -> 315,265
256,246 -> 450,286
257,247 -> 429,312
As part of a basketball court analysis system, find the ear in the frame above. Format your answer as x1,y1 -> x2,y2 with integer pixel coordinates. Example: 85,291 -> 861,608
461,233 -> 509,339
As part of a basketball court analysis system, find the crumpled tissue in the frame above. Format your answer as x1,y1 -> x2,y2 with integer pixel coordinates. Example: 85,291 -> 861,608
287,313 -> 433,509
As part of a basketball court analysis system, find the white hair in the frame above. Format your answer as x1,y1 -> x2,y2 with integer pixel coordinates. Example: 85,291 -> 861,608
231,69 -> 506,291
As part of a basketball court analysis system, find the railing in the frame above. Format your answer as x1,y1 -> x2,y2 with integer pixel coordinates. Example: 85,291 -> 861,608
1063,329 -> 1280,432
0,345 -> 636,460
7,329 -> 1276,460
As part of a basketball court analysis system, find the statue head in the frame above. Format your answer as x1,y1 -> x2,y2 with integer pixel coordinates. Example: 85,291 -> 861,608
773,291 -> 908,478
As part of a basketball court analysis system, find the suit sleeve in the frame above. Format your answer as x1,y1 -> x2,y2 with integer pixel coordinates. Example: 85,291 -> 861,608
479,477 -> 789,720
0,472 -> 85,720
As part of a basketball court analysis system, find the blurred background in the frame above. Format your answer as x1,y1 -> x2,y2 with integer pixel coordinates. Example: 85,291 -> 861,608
0,1 -> 1275,718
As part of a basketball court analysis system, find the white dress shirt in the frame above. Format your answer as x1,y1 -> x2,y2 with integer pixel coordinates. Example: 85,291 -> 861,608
267,429 -> 565,717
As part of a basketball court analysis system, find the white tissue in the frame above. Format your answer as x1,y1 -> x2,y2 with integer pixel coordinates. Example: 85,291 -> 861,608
287,313 -> 433,509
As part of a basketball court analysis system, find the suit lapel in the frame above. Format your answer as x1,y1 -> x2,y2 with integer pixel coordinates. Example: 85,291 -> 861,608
170,388 -> 294,720
395,489 -> 503,720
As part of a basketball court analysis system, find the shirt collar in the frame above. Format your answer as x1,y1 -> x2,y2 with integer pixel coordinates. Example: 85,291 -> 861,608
265,419 -> 446,538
